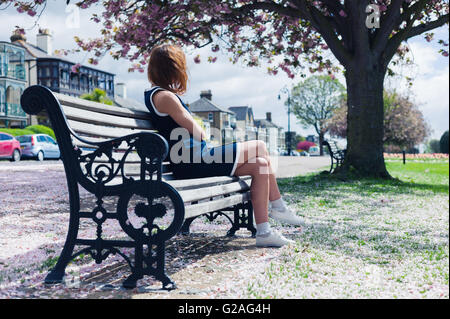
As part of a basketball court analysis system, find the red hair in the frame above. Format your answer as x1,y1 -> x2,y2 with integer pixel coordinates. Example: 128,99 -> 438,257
147,44 -> 188,95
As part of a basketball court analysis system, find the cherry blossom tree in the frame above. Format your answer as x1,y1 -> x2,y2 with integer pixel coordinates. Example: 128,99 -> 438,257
5,0 -> 449,177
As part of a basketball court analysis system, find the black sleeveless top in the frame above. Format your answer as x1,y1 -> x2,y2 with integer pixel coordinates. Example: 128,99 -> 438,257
144,87 -> 240,179
145,87 -> 187,147
144,86 -> 207,158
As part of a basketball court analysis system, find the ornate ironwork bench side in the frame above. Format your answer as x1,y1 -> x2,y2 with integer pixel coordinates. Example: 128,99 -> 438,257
20,85 -> 254,290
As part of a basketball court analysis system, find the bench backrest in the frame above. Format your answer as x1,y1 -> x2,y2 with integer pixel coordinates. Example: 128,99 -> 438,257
21,85 -> 173,196
322,140 -> 341,156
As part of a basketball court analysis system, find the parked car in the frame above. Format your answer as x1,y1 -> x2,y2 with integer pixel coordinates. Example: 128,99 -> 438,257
17,134 -> 61,161
0,132 -> 21,161
308,146 -> 320,156
280,150 -> 301,156
299,151 -> 310,157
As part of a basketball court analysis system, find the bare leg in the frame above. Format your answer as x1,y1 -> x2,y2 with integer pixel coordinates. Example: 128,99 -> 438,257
234,157 -> 269,224
235,140 -> 281,201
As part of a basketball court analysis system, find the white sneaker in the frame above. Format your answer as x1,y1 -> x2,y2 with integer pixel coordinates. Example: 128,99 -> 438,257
269,206 -> 305,226
256,230 -> 295,247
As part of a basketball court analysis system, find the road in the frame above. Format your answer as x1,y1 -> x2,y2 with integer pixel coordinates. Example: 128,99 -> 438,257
0,156 -> 331,176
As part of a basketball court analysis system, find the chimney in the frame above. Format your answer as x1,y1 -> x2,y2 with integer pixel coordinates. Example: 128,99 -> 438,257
10,29 -> 27,43
200,90 -> 212,101
266,112 -> 272,122
115,83 -> 127,99
36,28 -> 52,55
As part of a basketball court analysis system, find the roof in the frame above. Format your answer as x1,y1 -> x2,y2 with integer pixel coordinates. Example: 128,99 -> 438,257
15,39 -> 52,60
254,119 -> 280,129
114,96 -> 147,111
228,106 -> 254,121
13,40 -> 115,76
189,97 -> 234,114
0,41 -> 26,51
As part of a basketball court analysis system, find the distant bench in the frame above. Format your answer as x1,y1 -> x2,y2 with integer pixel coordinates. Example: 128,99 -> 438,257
323,140 -> 346,173
20,85 -> 255,290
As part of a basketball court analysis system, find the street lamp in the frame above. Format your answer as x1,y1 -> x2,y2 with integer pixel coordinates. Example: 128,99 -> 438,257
278,86 -> 292,155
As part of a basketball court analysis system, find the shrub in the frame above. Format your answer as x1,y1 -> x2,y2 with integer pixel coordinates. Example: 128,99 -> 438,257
80,88 -> 113,106
25,125 -> 56,139
426,139 -> 441,154
0,128 -> 35,137
440,131 -> 449,154
297,141 -> 316,151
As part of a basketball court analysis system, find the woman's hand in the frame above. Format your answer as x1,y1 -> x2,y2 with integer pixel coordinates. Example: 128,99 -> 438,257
152,90 -> 207,141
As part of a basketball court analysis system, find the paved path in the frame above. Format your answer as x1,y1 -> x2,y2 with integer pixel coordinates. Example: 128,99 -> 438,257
0,156 -> 331,176
271,156 -> 331,177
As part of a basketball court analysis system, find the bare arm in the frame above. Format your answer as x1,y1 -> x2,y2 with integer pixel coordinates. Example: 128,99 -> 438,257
152,90 -> 207,141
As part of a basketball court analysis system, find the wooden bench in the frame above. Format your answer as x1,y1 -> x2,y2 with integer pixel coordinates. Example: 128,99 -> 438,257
20,85 -> 255,290
322,140 -> 346,173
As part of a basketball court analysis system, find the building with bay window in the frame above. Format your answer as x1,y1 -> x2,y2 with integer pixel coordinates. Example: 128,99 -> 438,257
8,28 -> 115,126
0,41 -> 27,128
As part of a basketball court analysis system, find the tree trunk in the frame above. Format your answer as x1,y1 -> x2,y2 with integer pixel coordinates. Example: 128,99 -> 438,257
318,132 -> 324,156
343,68 -> 390,178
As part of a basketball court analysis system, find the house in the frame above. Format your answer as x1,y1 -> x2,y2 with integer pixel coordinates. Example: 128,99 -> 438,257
254,112 -> 285,155
0,41 -> 27,128
9,28 -> 115,125
189,90 -> 236,144
113,83 -> 148,111
228,106 -> 258,142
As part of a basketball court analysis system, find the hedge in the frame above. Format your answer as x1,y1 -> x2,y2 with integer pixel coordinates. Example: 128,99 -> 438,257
0,125 -> 56,139
25,125 -> 56,139
0,128 -> 35,137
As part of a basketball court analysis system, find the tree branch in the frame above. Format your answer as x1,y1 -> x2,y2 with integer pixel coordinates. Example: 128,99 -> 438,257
372,0 -> 405,58
383,13 -> 449,68
308,6 -> 352,67
405,14 -> 449,40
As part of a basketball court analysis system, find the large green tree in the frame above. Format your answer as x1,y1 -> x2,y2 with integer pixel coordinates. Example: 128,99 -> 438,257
290,75 -> 345,155
7,0 -> 449,177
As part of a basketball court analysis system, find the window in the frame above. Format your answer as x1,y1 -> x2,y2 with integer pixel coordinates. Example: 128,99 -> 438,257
45,136 -> 56,144
208,112 -> 213,122
37,135 -> 46,142
0,133 -> 13,141
17,135 -> 31,143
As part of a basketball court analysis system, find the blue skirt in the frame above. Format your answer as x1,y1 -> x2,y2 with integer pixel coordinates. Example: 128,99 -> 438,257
169,138 -> 241,179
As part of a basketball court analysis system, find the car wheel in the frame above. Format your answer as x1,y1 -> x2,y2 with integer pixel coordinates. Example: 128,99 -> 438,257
37,151 -> 44,161
11,149 -> 21,162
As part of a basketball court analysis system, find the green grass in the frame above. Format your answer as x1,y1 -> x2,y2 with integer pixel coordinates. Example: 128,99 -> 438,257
242,161 -> 449,299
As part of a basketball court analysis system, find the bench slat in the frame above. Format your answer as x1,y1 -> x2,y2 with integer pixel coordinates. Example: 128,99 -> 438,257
62,104 -> 154,130
184,192 -> 251,219
55,92 -> 152,121
164,175 -> 251,190
178,180 -> 249,203
68,120 -> 150,139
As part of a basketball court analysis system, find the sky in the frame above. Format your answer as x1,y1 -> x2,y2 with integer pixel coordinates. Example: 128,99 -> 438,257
0,1 -> 448,140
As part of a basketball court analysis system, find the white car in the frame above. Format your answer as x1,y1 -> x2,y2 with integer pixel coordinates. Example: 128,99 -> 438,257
308,146 -> 320,156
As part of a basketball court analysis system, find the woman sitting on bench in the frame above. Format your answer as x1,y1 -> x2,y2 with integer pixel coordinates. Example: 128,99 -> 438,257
145,44 -> 304,247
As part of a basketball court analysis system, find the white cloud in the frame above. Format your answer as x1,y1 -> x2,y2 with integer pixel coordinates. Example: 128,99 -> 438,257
388,40 -> 449,139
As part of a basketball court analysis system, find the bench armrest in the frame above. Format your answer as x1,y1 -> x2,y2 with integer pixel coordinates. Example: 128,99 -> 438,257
77,132 -> 169,190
